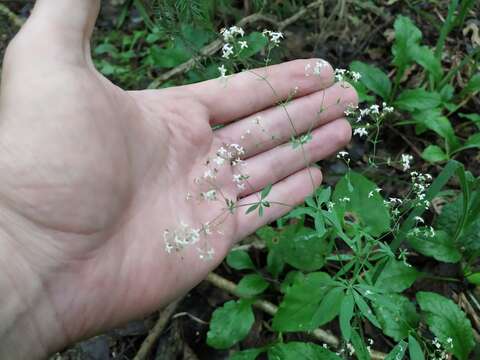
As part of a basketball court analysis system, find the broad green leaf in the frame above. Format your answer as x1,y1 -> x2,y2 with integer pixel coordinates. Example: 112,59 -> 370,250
385,341 -> 408,360
311,286 -> 344,327
149,43 -> 191,68
417,291 -> 475,360
408,335 -> 425,360
207,300 -> 254,349
277,225 -> 330,271
407,229 -> 461,263
351,329 -> 371,360
410,45 -> 443,82
393,16 -> 422,71
229,348 -> 264,360
375,259 -> 420,292
236,274 -> 269,298
350,61 -> 392,99
395,89 -> 442,112
422,145 -> 448,163
273,272 -> 337,331
227,250 -> 255,270
339,291 -> 355,341
371,294 -> 420,341
333,172 -> 391,236
413,109 -> 460,150
436,196 -> 480,255
267,342 -> 342,360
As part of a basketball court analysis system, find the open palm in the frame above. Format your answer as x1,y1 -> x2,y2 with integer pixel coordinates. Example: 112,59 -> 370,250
0,0 -> 357,356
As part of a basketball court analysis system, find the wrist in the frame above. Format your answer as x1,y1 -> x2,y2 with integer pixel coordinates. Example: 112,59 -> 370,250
0,211 -> 65,359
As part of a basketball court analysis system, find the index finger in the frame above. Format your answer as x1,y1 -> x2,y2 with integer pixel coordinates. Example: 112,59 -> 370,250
186,58 -> 335,125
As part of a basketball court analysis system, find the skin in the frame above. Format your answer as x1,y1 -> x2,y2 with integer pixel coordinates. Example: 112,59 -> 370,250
0,0 -> 357,358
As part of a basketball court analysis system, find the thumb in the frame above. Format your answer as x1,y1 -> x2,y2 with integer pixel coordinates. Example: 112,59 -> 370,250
12,0 -> 100,63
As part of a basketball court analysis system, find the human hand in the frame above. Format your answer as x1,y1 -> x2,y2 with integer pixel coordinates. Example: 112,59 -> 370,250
0,0 -> 357,357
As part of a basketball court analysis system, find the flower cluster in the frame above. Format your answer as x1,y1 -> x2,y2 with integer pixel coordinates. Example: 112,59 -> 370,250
429,337 -> 453,360
346,102 -> 394,139
410,171 -> 432,209
218,26 -> 249,76
164,222 -> 201,254
262,29 -> 284,45
401,153 -> 414,171
304,59 -> 329,77
334,68 -> 361,82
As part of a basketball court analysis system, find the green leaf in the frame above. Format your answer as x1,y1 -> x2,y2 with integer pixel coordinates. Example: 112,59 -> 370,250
385,341 -> 408,360
273,272 -> 338,331
371,294 -> 419,341
207,299 -> 254,349
422,145 -> 448,163
460,73 -> 480,96
311,286 -> 344,327
413,109 -> 460,150
410,45 -> 443,82
408,335 -> 425,360
333,172 -> 391,236
457,133 -> 480,152
261,184 -> 273,199
375,259 -> 420,292
277,225 -> 330,271
407,229 -> 461,263
395,89 -> 442,112
459,113 -> 480,129
236,274 -> 269,298
466,272 -> 480,285
227,250 -> 255,270
229,348 -> 264,360
351,329 -> 372,360
339,291 -> 355,341
350,61 -> 392,99
267,342 -> 342,360
417,292 -> 475,360
435,195 -> 480,255
353,291 -> 380,328
393,16 -> 422,71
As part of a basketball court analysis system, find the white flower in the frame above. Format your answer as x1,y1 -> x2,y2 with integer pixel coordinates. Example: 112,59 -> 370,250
213,156 -> 225,166
313,59 -> 328,75
222,43 -> 234,59
238,40 -> 248,49
221,26 -> 244,41
337,150 -> 349,159
218,64 -> 227,77
203,169 -> 215,179
354,127 -> 368,137
262,29 -> 283,44
401,154 -> 413,171
201,189 -> 217,201
351,71 -> 361,81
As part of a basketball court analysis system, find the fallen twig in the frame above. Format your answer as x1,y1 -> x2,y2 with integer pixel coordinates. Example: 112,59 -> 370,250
133,298 -> 182,360
206,272 -> 387,359
147,1 -> 324,89
0,4 -> 25,28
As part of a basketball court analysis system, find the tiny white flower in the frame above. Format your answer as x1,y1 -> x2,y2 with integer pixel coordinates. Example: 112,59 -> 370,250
222,43 -> 234,59
238,40 -> 248,49
354,127 -> 368,137
401,154 -> 414,171
218,64 -> 227,77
